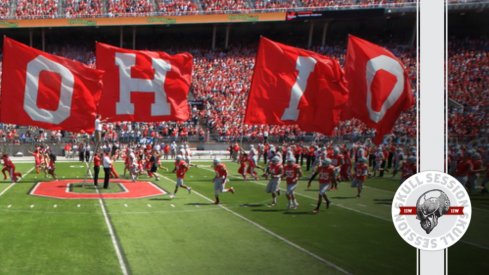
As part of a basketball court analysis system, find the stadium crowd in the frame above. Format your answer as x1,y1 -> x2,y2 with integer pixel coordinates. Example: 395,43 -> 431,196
0,0 -> 431,19
155,0 -> 197,14
0,0 -> 486,19
64,0 -> 103,17
448,39 -> 489,142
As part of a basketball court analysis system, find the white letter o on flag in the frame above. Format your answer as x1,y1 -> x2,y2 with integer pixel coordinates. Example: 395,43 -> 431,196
23,55 -> 74,124
366,55 -> 405,123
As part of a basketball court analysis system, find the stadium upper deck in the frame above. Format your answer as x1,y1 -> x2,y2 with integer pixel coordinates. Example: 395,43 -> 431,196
0,0 -> 484,19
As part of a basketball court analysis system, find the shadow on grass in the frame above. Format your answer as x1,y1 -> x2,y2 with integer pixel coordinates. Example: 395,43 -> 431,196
331,196 -> 357,200
240,203 -> 265,207
252,209 -> 283,213
283,211 -> 315,215
374,198 -> 393,205
185,202 -> 215,206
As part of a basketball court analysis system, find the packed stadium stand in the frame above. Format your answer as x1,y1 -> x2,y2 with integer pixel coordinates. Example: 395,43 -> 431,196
0,0 -> 488,19
448,39 -> 489,142
0,0 -> 423,18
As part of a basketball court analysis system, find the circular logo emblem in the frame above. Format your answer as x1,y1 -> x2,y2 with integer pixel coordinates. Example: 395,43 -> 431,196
391,171 -> 472,251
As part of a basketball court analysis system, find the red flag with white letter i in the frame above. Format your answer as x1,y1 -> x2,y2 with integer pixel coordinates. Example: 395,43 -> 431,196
96,42 -> 192,122
344,35 -> 414,144
244,37 -> 349,135
0,37 -> 103,133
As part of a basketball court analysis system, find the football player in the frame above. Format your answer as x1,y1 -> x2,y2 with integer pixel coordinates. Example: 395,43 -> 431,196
283,157 -> 302,209
400,156 -> 417,183
352,157 -> 369,198
467,152 -> 484,192
308,159 -> 334,213
170,155 -> 192,198
212,159 -> 235,204
1,154 -> 20,182
47,153 -> 57,180
238,152 -> 249,180
265,156 -> 283,206
29,148 -> 42,174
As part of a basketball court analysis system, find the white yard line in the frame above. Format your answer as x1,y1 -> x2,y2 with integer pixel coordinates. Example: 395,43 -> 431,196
157,173 -> 351,274
87,166 -> 130,275
0,167 -> 35,198
96,191 -> 129,275
195,166 -> 489,251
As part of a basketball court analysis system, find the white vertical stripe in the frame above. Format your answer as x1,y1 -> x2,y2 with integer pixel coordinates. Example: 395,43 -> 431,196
420,2 -> 444,172
419,0 -> 446,274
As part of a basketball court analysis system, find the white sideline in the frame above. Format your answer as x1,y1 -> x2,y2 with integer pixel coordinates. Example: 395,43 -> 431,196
0,167 -> 35,198
157,173 -> 351,275
196,166 -> 489,251
88,166 -> 129,275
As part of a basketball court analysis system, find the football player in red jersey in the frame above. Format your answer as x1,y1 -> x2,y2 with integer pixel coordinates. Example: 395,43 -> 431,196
1,154 -> 21,182
238,152 -> 249,180
212,158 -> 235,204
400,156 -> 417,183
467,152 -> 484,192
29,148 -> 42,174
454,151 -> 472,187
46,153 -> 57,180
308,159 -> 334,213
283,157 -> 302,209
265,156 -> 283,206
352,157 -> 369,198
330,147 -> 344,188
246,156 -> 259,181
339,147 -> 352,182
481,161 -> 489,194
1,158 -> 10,180
170,155 -> 192,199
122,148 -> 131,178
373,147 -> 384,177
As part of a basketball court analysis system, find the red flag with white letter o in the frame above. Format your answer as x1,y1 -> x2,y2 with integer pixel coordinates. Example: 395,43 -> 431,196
96,43 -> 192,122
344,35 -> 414,144
0,37 -> 103,133
244,37 -> 349,135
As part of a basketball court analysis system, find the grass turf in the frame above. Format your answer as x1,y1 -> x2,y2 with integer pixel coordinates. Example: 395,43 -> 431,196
0,160 -> 487,274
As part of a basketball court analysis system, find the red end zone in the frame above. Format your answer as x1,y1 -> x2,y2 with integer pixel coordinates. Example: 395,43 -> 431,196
30,179 -> 167,199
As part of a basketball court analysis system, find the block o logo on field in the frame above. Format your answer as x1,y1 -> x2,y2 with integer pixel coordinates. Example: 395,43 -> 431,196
391,171 -> 472,251
30,179 -> 166,199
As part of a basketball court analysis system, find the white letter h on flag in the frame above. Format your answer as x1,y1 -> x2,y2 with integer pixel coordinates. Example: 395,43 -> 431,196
115,53 -> 172,116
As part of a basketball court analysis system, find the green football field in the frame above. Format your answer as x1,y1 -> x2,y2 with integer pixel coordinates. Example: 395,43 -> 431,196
0,161 -> 487,275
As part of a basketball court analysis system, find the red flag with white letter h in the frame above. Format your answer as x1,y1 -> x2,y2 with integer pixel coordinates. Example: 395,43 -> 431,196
0,37 -> 103,133
244,37 -> 349,135
96,43 -> 192,122
343,35 -> 414,144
